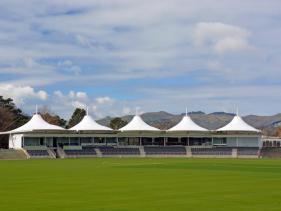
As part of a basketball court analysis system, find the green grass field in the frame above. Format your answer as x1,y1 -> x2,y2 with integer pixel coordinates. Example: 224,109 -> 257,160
0,158 -> 281,211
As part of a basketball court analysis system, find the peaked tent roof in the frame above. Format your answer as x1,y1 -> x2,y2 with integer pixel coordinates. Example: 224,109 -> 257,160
168,115 -> 208,131
120,115 -> 160,131
217,115 -> 260,132
69,115 -> 112,131
2,114 -> 64,134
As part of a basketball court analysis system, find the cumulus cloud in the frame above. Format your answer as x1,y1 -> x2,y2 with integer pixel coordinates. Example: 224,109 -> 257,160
0,84 -> 47,105
54,90 -> 88,109
194,22 -> 252,54
214,37 -> 251,54
96,96 -> 114,105
67,91 -> 87,99
51,91 -> 117,118
71,100 -> 86,109
76,92 -> 88,100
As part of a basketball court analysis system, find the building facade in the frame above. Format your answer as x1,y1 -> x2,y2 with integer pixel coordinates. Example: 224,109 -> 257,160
1,113 -> 262,149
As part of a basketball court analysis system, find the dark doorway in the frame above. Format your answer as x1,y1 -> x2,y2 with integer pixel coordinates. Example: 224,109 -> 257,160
53,138 -> 57,147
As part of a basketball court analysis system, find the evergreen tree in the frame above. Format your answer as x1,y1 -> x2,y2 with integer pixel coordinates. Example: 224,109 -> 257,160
109,117 -> 127,130
0,96 -> 30,148
39,106 -> 67,127
67,108 -> 86,128
0,96 -> 30,131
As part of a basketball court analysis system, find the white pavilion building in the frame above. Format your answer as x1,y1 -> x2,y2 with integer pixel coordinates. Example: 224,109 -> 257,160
0,110 -> 261,149
0,113 -> 65,149
119,115 -> 162,145
166,114 -> 210,146
215,114 -> 261,147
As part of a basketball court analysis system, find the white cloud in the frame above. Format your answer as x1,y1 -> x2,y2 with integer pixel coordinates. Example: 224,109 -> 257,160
0,0 -> 280,116
50,90 -> 117,118
214,37 -> 252,54
71,100 -> 86,109
57,90 -> 87,103
37,90 -> 48,100
96,96 -> 114,105
194,22 -> 252,54
0,84 -> 48,105
76,91 -> 88,100
68,91 -> 75,98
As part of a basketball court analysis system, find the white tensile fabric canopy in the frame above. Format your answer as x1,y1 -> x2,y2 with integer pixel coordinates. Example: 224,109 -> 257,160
69,115 -> 112,131
1,114 -> 64,134
217,115 -> 260,132
168,115 -> 208,131
120,115 -> 160,131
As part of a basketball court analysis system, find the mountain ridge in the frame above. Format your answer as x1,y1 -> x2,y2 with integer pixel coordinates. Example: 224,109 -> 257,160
97,111 -> 281,131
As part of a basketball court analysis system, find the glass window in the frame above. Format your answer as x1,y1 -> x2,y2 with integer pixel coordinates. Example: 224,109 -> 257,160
70,137 -> 80,146
213,138 -> 227,145
80,137 -> 92,144
24,137 -> 41,146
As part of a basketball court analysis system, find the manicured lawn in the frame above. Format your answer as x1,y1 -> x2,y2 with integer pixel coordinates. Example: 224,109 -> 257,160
0,158 -> 281,211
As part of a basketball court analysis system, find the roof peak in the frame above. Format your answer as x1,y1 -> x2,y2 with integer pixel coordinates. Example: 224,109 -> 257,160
120,114 -> 159,131
8,113 -> 64,133
69,114 -> 112,131
168,115 -> 208,131
217,115 -> 259,132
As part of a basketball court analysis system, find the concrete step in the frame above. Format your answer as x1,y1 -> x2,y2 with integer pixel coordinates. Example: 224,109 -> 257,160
56,147 -> 66,158
95,148 -> 102,157
139,146 -> 146,157
185,147 -> 192,157
0,149 -> 27,160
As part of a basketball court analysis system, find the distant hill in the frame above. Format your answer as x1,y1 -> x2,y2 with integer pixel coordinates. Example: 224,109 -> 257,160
97,111 -> 281,134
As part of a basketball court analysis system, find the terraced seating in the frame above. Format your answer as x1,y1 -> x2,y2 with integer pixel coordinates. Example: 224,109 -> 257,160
144,146 -> 186,155
191,147 -> 232,156
260,148 -> 281,158
64,148 -> 96,157
237,147 -> 259,156
27,149 -> 50,158
99,147 -> 140,156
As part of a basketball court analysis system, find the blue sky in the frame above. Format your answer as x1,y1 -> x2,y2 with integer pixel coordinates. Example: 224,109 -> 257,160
0,0 -> 281,118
